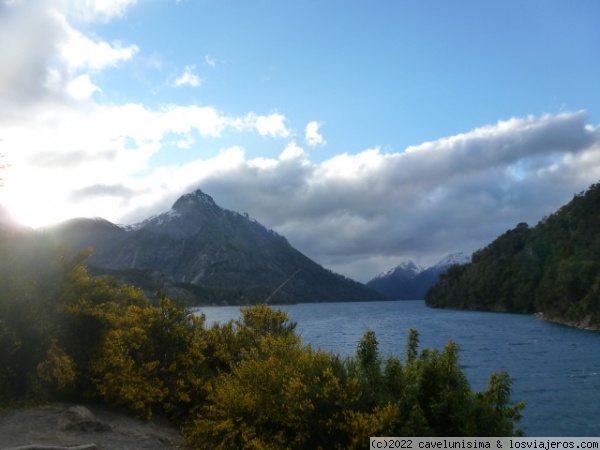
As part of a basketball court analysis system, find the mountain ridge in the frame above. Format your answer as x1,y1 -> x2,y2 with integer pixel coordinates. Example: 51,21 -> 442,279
370,260 -> 425,282
43,188 -> 387,305
366,252 -> 471,300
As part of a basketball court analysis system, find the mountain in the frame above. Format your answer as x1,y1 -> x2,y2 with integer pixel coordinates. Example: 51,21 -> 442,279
44,189 -> 387,305
371,261 -> 425,281
366,252 -> 470,300
425,182 -> 600,330
366,261 -> 424,299
429,251 -> 472,271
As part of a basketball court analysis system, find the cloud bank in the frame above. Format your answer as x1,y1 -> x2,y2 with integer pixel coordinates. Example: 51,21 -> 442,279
163,112 -> 600,280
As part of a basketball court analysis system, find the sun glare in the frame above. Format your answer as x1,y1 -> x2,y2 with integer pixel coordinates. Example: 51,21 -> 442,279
1,184 -> 79,229
9,203 -> 75,229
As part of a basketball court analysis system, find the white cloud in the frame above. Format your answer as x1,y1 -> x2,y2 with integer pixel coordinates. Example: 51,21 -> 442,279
66,74 -> 101,100
279,142 -> 306,161
0,100 -> 299,228
305,121 -> 327,147
60,30 -> 138,73
253,113 -> 291,138
172,65 -> 201,88
176,134 -> 195,149
161,105 -> 225,137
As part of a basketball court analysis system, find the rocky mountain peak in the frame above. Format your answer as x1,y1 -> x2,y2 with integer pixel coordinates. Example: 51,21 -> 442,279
397,260 -> 425,273
41,187 -> 386,305
131,189 -> 225,239
172,189 -> 218,212
373,260 -> 424,281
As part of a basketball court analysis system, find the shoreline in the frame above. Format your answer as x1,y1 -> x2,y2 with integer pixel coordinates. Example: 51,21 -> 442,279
534,312 -> 600,332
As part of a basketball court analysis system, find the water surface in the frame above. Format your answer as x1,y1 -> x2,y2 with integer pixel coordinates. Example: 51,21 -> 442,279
195,300 -> 600,436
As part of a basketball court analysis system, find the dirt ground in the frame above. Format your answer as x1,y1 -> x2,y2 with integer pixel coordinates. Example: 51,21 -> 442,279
0,402 -> 186,450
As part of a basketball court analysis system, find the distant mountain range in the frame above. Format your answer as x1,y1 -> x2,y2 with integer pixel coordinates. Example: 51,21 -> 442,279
366,252 -> 471,300
41,189 -> 387,305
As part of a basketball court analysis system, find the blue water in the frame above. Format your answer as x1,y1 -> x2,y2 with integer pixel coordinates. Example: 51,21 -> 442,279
193,300 -> 600,436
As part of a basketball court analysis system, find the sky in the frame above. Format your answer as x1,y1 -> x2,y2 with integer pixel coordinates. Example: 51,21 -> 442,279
1,0 -> 600,282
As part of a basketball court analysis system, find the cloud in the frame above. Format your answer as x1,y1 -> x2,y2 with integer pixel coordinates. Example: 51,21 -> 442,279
66,74 -> 101,100
279,142 -> 306,161
0,2 -> 66,109
126,111 -> 597,282
253,113 -> 291,138
0,0 -> 137,116
69,183 -> 137,202
27,149 -> 116,168
176,134 -> 195,149
204,55 -> 216,67
172,65 -> 202,88
226,112 -> 292,138
60,28 -> 138,73
305,121 -> 327,147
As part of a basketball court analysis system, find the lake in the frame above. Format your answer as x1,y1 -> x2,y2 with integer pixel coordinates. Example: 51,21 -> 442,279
193,300 -> 600,436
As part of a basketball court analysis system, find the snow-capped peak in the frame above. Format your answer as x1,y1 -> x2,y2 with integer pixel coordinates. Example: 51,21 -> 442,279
373,260 -> 425,280
432,251 -> 471,269
397,260 -> 426,273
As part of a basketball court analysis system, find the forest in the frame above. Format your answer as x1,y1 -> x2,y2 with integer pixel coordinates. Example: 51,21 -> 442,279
0,232 -> 525,448
426,182 -> 600,330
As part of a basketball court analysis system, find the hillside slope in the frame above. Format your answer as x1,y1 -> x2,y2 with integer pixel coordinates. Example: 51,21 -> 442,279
425,182 -> 600,330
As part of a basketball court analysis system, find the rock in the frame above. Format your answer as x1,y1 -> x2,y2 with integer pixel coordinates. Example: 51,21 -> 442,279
57,406 -> 111,432
0,402 -> 183,449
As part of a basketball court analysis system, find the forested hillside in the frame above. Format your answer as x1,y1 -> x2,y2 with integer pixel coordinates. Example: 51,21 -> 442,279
425,182 -> 600,330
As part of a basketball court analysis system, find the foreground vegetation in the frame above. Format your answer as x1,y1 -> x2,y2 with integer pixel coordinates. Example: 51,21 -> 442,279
426,182 -> 600,330
0,234 -> 525,448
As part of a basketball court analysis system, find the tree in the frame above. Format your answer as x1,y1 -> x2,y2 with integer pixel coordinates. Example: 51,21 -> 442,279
347,328 -> 525,439
60,272 -> 209,420
184,306 -> 362,449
